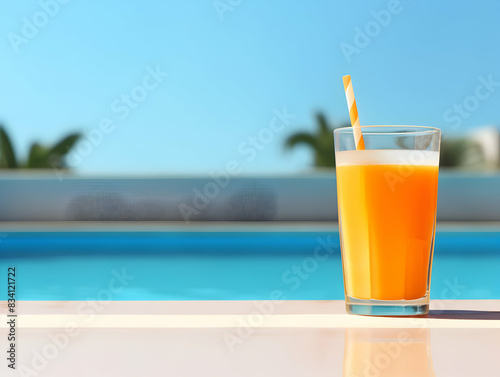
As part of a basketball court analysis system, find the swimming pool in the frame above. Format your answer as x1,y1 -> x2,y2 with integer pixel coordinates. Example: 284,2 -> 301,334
1,224 -> 499,301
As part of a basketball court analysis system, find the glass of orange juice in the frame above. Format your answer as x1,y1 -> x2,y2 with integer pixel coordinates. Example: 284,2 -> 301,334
334,126 -> 440,316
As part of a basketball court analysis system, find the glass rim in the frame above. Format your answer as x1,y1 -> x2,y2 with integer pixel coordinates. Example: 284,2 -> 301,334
333,125 -> 440,136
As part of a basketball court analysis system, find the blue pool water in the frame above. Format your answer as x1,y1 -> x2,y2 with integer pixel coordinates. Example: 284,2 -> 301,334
1,230 -> 499,301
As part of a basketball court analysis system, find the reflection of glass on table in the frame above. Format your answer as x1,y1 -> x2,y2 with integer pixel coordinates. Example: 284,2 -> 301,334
343,328 -> 436,377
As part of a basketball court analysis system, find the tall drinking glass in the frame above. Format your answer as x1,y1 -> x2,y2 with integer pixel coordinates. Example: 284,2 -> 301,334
334,126 -> 440,316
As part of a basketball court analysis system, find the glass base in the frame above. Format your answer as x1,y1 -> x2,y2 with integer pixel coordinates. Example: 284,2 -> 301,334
346,295 -> 429,316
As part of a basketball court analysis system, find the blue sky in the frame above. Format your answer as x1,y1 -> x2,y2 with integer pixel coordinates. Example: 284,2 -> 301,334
1,0 -> 499,174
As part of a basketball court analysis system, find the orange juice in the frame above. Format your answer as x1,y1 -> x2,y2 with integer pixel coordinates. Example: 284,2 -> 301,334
336,150 -> 439,301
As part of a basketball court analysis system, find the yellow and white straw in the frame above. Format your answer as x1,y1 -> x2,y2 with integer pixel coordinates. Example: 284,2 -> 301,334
342,75 -> 365,150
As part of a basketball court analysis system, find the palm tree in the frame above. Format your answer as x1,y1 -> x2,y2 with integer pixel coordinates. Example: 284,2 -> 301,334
440,137 -> 485,168
0,125 -> 81,170
284,112 -> 347,168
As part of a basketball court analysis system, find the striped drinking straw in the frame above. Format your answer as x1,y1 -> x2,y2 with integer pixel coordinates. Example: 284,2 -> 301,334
342,75 -> 365,150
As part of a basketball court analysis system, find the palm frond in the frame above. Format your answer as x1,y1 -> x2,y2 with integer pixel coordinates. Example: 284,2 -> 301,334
49,133 -> 81,157
284,132 -> 318,151
316,113 -> 330,134
26,143 -> 49,169
0,126 -> 18,168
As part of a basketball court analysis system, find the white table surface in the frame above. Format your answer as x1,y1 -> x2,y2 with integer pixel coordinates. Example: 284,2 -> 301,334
1,300 -> 499,377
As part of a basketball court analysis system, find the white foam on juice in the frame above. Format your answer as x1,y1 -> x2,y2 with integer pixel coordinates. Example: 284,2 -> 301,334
336,149 -> 439,167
